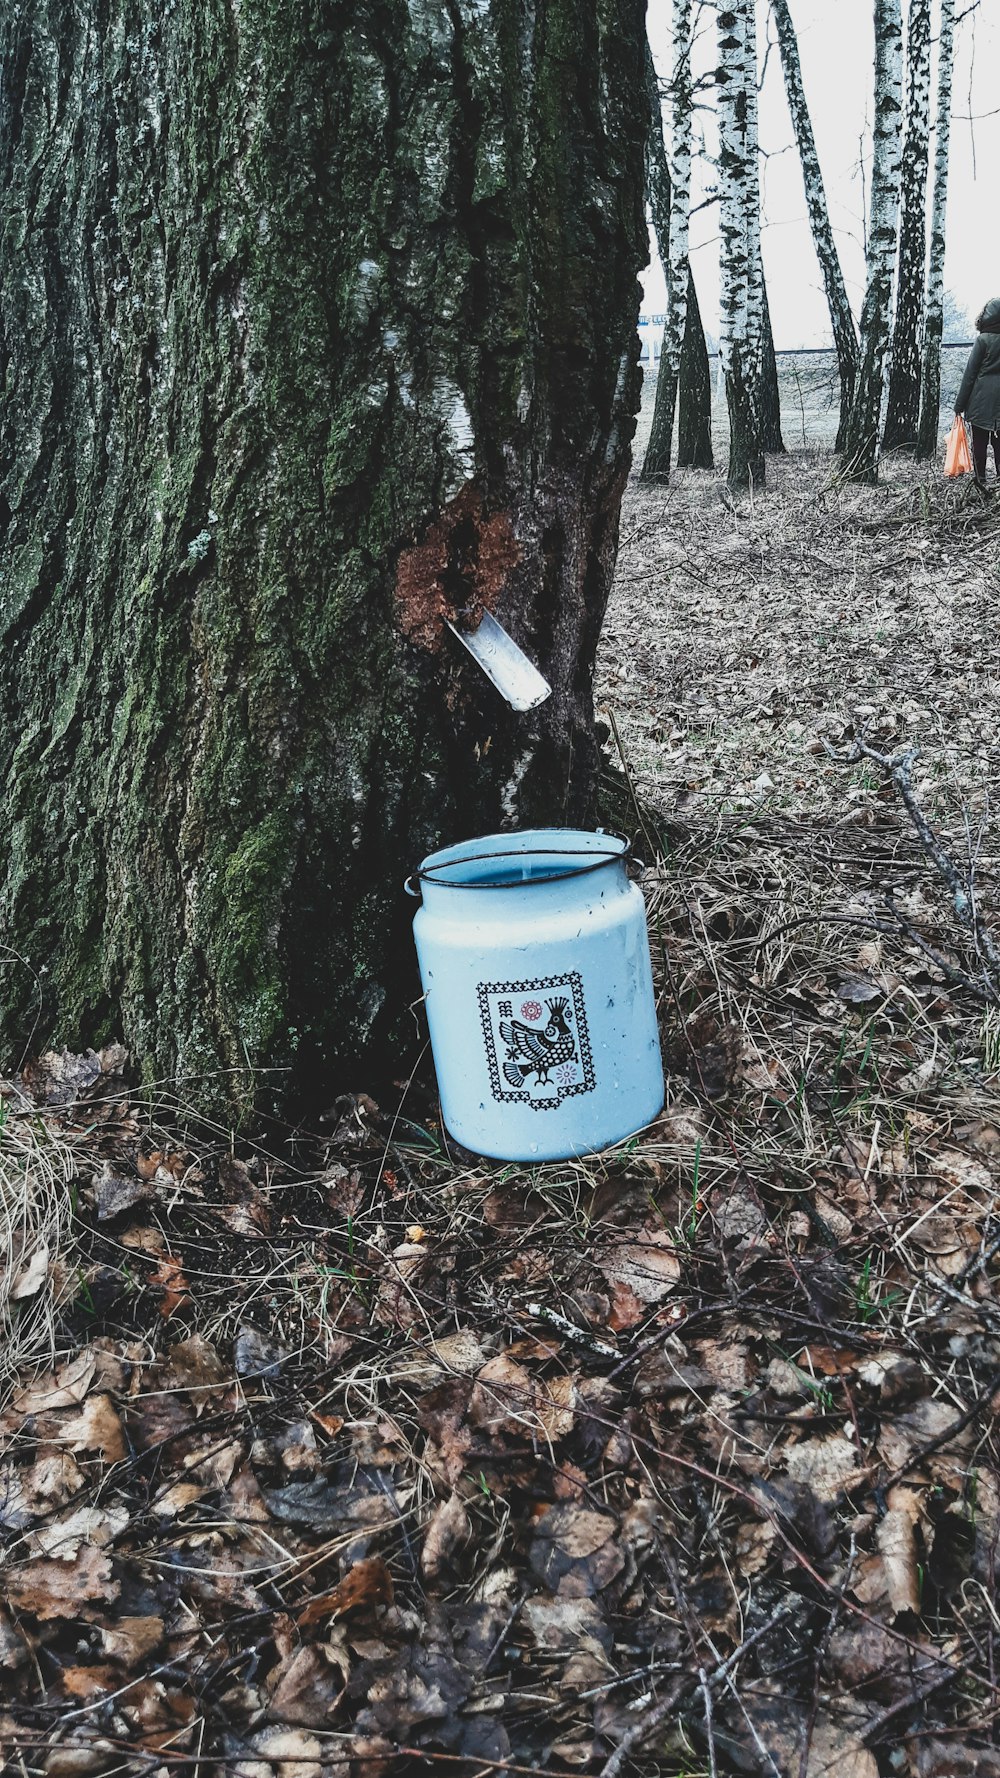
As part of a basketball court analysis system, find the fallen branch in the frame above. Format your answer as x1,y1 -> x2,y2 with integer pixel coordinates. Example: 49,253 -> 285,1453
825,734 -> 1000,1002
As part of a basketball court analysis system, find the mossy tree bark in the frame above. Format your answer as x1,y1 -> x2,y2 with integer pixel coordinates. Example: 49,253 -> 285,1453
0,0 -> 647,1120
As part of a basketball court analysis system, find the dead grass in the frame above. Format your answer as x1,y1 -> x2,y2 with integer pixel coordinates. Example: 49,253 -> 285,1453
0,1086 -> 87,1404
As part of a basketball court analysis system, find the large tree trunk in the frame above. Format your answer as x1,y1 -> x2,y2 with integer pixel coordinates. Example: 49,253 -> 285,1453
882,0 -> 932,449
0,0 -> 648,1122
917,0 -> 956,459
771,0 -> 858,450
840,0 -> 904,483
717,0 -> 765,490
676,275 -> 715,468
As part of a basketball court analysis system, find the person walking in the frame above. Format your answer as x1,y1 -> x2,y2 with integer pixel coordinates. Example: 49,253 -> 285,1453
955,298 -> 1000,488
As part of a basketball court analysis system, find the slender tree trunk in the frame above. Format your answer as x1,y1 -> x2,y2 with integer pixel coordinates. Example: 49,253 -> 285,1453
641,40 -> 676,479
759,280 -> 786,452
0,0 -> 648,1121
677,275 -> 714,467
840,0 -> 904,483
771,0 -> 859,451
641,1 -> 694,481
637,24 -> 708,480
883,0 -> 932,448
717,0 -> 764,490
917,0 -> 956,458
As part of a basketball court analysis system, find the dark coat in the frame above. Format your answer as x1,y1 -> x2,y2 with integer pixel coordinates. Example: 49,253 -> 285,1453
955,298 -> 1000,429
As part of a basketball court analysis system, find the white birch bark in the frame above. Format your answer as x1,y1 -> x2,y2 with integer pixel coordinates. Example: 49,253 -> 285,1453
744,0 -> 764,372
883,0 -> 933,447
641,23 -> 711,479
662,0 -> 694,411
640,39 -> 676,477
841,0 -> 904,481
771,0 -> 858,447
717,0 -> 764,488
917,0 -> 956,458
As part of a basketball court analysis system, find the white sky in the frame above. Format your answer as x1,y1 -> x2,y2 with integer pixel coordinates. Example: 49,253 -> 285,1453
643,0 -> 1000,348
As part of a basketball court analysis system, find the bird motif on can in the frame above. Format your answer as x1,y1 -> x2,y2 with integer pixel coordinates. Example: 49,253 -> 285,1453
499,996 -> 577,1088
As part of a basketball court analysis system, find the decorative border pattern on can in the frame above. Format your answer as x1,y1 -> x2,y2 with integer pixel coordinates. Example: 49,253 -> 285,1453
476,970 -> 596,1109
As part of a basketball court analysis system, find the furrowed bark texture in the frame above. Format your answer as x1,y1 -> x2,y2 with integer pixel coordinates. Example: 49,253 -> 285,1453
0,0 -> 648,1118
717,0 -> 764,490
917,0 -> 955,459
883,0 -> 932,449
771,0 -> 857,449
676,275 -> 713,468
841,0 -> 903,482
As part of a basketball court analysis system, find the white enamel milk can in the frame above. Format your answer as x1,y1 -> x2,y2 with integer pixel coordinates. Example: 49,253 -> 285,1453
406,828 -> 664,1162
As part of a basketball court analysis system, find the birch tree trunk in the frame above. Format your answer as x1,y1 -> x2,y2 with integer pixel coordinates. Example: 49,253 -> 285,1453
717,0 -> 765,490
641,41 -> 677,479
883,0 -> 932,449
0,0 -> 647,1122
641,20 -> 710,480
771,0 -> 858,450
840,0 -> 904,482
917,0 -> 956,459
760,279 -> 787,452
677,274 -> 715,468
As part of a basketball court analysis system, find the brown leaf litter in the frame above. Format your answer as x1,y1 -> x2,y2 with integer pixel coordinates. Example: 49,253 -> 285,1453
4,456 -> 1000,1775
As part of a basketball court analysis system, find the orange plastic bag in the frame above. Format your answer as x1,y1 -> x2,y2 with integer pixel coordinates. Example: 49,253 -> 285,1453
944,416 -> 972,477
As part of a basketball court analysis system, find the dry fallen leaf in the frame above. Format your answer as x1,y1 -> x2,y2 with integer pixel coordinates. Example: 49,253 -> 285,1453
149,1254 -> 190,1318
468,1354 -> 535,1437
533,1373 -> 578,1442
27,1505 -> 128,1561
11,1243 -> 50,1300
234,1726 -> 329,1778
784,1434 -> 861,1501
420,1492 -> 471,1580
99,1615 -> 165,1666
876,1502 -> 921,1616
15,1354 -> 97,1415
296,1557 -> 393,1627
598,1229 -> 680,1303
430,1330 -> 491,1374
267,1637 -> 351,1726
4,1546 -> 120,1619
60,1393 -> 127,1462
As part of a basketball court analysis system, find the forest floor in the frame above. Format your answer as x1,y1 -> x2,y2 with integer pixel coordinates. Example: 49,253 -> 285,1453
3,408 -> 1000,1778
